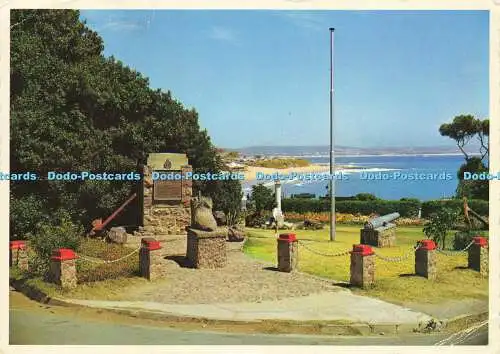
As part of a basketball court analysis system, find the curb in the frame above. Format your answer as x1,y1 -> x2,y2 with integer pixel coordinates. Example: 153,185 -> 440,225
10,276 -> 487,336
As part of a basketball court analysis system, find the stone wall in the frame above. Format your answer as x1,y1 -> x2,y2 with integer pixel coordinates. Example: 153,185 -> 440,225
186,228 -> 226,269
360,225 -> 396,248
139,164 -> 192,238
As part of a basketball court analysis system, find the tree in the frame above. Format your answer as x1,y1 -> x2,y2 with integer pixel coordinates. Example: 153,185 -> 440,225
10,9 -> 227,237
210,179 -> 243,226
423,207 -> 459,249
439,115 -> 489,200
250,184 -> 275,214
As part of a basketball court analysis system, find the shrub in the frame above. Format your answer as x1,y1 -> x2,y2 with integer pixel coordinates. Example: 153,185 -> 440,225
421,199 -> 488,218
10,194 -> 46,240
281,198 -> 420,217
354,193 -> 378,201
246,212 -> 269,227
27,210 -> 83,276
250,184 -> 275,212
75,239 -> 139,283
291,193 -> 316,199
423,208 -> 459,249
453,230 -> 487,251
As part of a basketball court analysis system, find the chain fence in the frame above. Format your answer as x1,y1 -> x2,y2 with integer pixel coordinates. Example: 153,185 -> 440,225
76,245 -> 141,264
374,244 -> 421,263
297,240 -> 351,257
435,240 -> 475,256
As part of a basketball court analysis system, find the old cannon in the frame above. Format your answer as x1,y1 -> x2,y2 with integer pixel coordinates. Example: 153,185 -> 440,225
360,212 -> 400,247
363,212 -> 400,230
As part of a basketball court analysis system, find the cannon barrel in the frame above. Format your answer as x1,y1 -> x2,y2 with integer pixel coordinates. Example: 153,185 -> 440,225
364,212 -> 400,229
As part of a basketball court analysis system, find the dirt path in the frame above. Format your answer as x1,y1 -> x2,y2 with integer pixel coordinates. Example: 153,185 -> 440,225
122,236 -> 339,304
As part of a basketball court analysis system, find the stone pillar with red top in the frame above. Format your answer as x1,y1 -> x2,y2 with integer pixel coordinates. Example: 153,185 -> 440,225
139,237 -> 163,280
468,236 -> 488,276
277,233 -> 298,272
9,240 -> 28,271
349,244 -> 375,288
415,239 -> 437,280
49,249 -> 78,289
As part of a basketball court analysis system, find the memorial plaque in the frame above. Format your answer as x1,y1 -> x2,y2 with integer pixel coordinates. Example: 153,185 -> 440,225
153,171 -> 182,201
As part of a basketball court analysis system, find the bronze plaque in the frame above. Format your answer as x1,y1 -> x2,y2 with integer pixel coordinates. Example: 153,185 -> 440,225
153,175 -> 182,201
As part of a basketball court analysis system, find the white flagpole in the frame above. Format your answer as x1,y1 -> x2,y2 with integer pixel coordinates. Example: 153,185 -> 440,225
329,27 -> 336,242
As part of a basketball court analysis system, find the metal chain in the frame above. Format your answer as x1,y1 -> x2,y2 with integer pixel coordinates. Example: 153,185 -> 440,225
297,240 -> 351,257
374,244 -> 421,263
435,241 -> 475,256
76,246 -> 141,264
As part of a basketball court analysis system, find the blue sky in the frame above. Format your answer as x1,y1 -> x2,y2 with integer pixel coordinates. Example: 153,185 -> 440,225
80,10 -> 489,149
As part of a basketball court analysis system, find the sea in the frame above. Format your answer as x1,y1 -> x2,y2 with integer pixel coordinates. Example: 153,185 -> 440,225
243,154 -> 469,201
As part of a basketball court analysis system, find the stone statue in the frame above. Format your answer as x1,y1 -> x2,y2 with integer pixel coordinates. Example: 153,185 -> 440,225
190,196 -> 217,231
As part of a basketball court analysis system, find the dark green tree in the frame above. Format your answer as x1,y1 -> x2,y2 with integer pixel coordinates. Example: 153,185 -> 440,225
439,115 -> 489,200
10,9 -> 234,237
250,184 -> 275,214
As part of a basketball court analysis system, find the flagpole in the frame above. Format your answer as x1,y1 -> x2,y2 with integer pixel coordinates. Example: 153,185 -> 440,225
329,27 -> 336,242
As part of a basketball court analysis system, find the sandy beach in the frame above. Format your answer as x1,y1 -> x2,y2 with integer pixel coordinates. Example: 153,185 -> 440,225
243,163 -> 350,181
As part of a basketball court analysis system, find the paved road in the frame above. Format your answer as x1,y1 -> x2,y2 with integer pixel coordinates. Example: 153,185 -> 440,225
9,291 -> 488,346
9,308 -> 488,346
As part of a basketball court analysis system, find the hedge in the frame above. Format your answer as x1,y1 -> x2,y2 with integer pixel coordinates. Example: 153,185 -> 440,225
421,199 -> 489,218
281,198 -> 489,219
282,199 -> 420,217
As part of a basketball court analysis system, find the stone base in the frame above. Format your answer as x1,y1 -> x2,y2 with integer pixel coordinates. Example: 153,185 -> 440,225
141,205 -> 191,237
350,254 -> 375,288
360,226 -> 396,248
415,250 -> 437,280
186,227 -> 227,269
277,240 -> 298,272
139,248 -> 164,280
9,248 -> 28,271
49,260 -> 77,289
468,245 -> 488,276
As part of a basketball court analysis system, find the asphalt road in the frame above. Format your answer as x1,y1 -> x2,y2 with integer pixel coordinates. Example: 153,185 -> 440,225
9,291 -> 488,346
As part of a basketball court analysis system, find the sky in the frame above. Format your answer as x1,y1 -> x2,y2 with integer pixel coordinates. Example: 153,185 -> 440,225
79,10 -> 489,149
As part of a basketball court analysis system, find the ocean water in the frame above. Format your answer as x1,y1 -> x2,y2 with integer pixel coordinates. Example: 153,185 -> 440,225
244,154 -> 467,201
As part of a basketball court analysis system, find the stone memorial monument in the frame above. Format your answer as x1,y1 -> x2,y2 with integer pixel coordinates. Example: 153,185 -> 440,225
137,153 -> 193,238
186,196 -> 227,269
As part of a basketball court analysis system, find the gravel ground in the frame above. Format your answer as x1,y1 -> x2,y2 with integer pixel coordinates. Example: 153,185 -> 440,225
123,236 -> 340,304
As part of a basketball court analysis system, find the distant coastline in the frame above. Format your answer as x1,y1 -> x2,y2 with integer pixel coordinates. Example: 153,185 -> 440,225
249,152 -> 477,159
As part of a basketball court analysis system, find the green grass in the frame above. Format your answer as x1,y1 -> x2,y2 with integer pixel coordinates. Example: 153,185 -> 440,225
244,226 -> 488,305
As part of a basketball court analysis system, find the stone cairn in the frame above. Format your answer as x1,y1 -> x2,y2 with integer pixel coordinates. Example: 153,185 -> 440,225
360,213 -> 399,248
350,244 -> 375,288
48,248 -> 78,289
186,196 -> 227,269
468,236 -> 488,276
9,240 -> 28,271
277,233 -> 298,272
133,164 -> 192,240
415,239 -> 437,280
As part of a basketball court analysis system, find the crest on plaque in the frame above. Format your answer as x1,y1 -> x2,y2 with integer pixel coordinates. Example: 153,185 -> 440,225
163,159 -> 172,169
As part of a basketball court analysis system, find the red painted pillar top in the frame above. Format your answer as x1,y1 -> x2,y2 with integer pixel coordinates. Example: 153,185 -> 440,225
418,239 -> 437,251
10,240 -> 26,250
51,248 -> 78,261
278,233 -> 297,243
141,237 -> 161,250
473,236 -> 488,247
351,244 -> 374,256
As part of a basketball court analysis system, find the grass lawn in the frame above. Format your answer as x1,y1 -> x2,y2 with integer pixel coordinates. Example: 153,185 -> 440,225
244,226 -> 488,305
